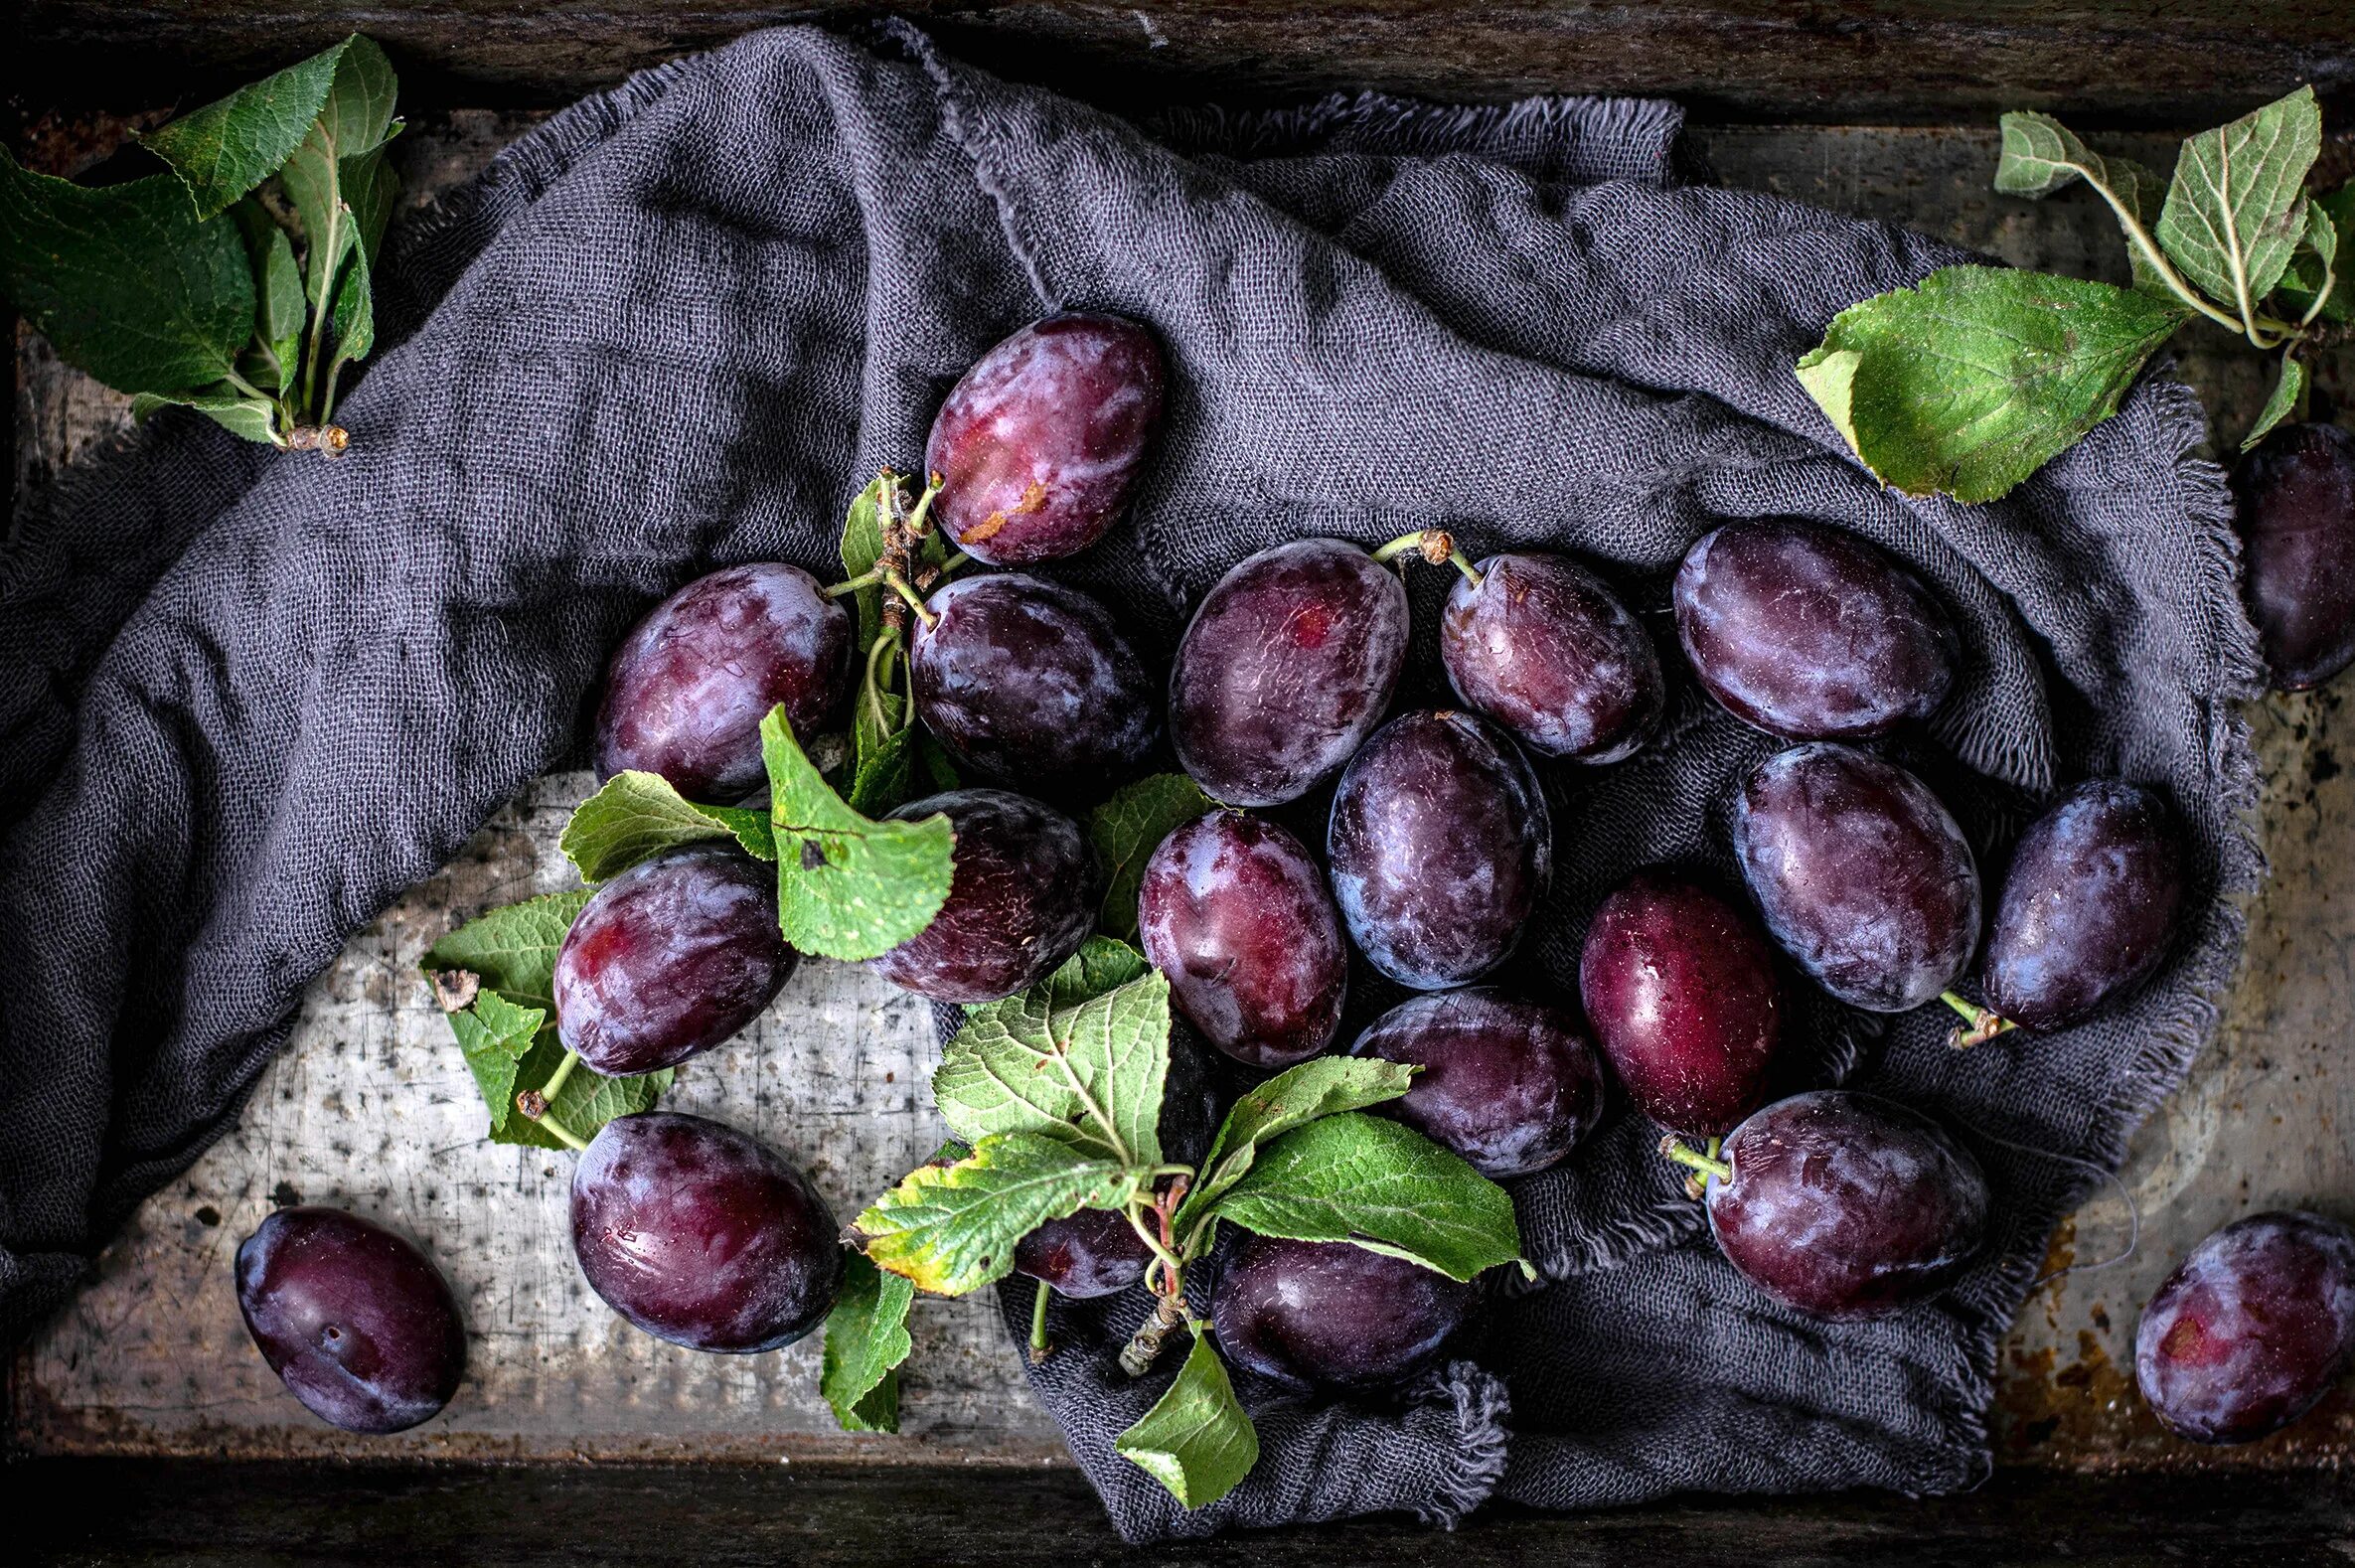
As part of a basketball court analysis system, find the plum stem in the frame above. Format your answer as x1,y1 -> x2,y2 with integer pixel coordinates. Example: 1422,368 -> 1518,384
1028,1278 -> 1052,1363
1370,528 -> 1485,587
904,472 -> 944,538
1940,990 -> 2019,1049
517,1089 -> 589,1153
939,549 -> 974,577
540,1048 -> 582,1104
881,570 -> 935,630
825,568 -> 881,599
1659,1134 -> 1731,1184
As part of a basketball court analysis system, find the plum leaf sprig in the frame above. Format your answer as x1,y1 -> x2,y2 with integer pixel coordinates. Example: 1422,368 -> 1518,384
1,35 -> 401,454
1798,85 -> 2349,503
832,937 -> 1527,1510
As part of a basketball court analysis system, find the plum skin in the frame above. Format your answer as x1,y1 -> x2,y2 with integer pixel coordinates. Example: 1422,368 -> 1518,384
1441,551 -> 1663,762
553,847 -> 795,1075
1731,742 -> 1980,1013
1346,989 -> 1604,1177
2231,422 -> 2355,691
1169,538 -> 1410,808
570,1111 -> 843,1353
1701,1090 -> 1988,1321
2134,1210 -> 2355,1445
1674,518 -> 1957,740
911,572 -> 1159,801
235,1207 -> 466,1434
925,313 -> 1166,566
867,789 -> 1096,1004
1210,1231 -> 1473,1391
593,562 -> 851,802
1981,781 -> 2185,1032
1328,708 -> 1553,991
1138,810 -> 1348,1068
1579,869 -> 1782,1137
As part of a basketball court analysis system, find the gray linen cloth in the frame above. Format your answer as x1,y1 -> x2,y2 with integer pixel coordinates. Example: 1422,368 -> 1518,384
0,20 -> 2260,1542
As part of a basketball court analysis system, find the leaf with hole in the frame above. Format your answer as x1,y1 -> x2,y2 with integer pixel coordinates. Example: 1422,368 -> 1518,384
761,706 -> 953,962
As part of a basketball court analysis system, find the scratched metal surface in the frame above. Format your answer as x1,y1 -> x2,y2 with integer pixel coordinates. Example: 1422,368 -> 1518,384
9,117 -> 2353,1469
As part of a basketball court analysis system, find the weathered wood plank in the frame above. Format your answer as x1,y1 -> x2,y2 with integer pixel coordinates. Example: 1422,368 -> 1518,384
8,116 -> 2353,1475
15,3 -> 2355,124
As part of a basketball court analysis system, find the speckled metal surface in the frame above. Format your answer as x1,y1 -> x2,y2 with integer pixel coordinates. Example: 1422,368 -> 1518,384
8,116 -> 2351,1473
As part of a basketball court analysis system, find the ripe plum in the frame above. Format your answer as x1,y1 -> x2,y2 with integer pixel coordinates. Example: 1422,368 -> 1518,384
1328,709 -> 1552,990
593,563 -> 851,801
1579,869 -> 1782,1136
2134,1210 -> 2355,1444
911,572 -> 1158,799
1673,519 -> 1957,739
867,789 -> 1095,1003
2231,421 -> 2355,691
1969,781 -> 2185,1039
925,313 -> 1166,565
235,1207 -> 466,1434
1347,989 -> 1603,1177
1169,539 -> 1409,807
570,1112 -> 842,1353
1676,1090 -> 1988,1320
1138,810 -> 1348,1068
1732,743 -> 1980,1013
553,847 -> 794,1075
1210,1231 -> 1473,1391
1440,550 -> 1662,762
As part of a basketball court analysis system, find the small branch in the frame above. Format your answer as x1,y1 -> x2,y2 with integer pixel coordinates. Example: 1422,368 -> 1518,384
1659,1134 -> 1732,1184
539,1048 -> 582,1104
826,568 -> 883,599
516,1090 -> 589,1152
882,571 -> 936,631
1028,1277 -> 1052,1364
1941,989 -> 2019,1049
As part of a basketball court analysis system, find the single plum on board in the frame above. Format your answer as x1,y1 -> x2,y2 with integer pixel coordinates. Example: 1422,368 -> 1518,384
235,1208 -> 466,1435
593,563 -> 851,802
866,789 -> 1096,1004
1210,1232 -> 1474,1391
2230,421 -> 2355,692
1978,781 -> 2186,1034
1579,869 -> 1783,1136
1440,550 -> 1664,762
1138,810 -> 1349,1069
1732,743 -> 1980,1013
1686,1090 -> 1989,1322
1169,538 -> 1410,808
1673,518 -> 1958,740
2134,1210 -> 2355,1446
570,1112 -> 843,1353
552,847 -> 795,1076
1347,989 -> 1604,1178
925,313 -> 1167,565
911,572 -> 1159,801
1328,709 -> 1552,991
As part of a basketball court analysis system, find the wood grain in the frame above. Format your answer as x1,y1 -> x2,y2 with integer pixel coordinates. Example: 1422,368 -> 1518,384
13,3 -> 2355,124
7,116 -> 2353,1478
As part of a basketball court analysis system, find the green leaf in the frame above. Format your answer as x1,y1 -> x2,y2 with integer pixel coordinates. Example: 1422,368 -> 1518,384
281,36 -> 398,321
139,39 -> 347,219
1173,1057 -> 1418,1243
2155,85 -> 2322,316
420,889 -> 594,1015
1043,935 -> 1152,1007
1795,263 -> 2190,504
446,989 -> 545,1139
1210,1112 -> 1522,1283
851,1133 -> 1137,1297
1116,1333 -> 1259,1510
1991,110 -> 2172,293
1088,773 -> 1215,939
840,476 -> 893,661
761,706 -> 954,962
559,769 -> 777,882
916,732 -> 962,794
130,386 -> 278,444
932,964 -> 1172,1166
2277,185 -> 2352,325
2244,355 -> 2305,451
847,722 -> 913,818
822,1251 -> 914,1434
328,200 -> 375,363
236,203 -> 307,375
0,153 -> 254,396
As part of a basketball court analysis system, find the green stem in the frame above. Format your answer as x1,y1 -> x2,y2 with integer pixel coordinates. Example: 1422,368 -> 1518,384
938,550 -> 974,577
2070,166 -> 2257,341
905,473 -> 944,537
519,1096 -> 588,1153
882,571 -> 935,630
1371,528 -> 1484,587
540,1049 -> 582,1104
2299,247 -> 2338,330
1941,990 -> 2019,1049
317,356 -> 350,427
1659,1136 -> 1732,1184
222,368 -> 271,403
1028,1277 -> 1052,1362
827,567 -> 883,599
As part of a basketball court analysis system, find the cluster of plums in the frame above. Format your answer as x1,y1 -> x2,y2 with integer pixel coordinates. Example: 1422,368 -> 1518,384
236,317 -> 2355,1449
